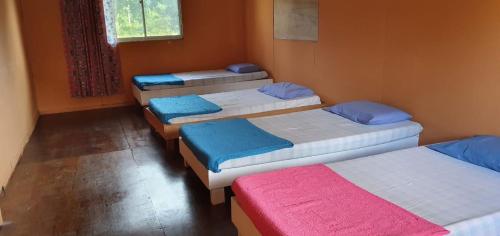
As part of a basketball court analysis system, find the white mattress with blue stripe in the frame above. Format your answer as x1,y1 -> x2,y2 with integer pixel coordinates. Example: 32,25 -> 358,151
168,89 -> 321,124
142,70 -> 269,91
328,147 -> 500,236
217,109 -> 423,170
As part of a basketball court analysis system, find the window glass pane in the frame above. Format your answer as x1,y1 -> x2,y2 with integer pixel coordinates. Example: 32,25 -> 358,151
115,0 -> 145,38
144,0 -> 181,37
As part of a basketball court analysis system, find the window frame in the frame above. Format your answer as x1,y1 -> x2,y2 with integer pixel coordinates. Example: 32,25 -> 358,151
116,0 -> 184,43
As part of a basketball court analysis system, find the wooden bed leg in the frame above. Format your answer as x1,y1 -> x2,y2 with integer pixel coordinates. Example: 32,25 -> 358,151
173,139 -> 179,153
210,188 -> 225,205
165,141 -> 174,152
165,139 -> 180,153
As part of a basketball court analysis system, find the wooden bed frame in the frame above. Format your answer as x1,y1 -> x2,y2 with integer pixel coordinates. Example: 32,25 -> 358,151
144,104 -> 325,142
231,197 -> 261,236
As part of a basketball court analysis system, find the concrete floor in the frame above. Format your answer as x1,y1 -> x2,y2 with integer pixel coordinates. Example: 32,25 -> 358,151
0,106 -> 236,236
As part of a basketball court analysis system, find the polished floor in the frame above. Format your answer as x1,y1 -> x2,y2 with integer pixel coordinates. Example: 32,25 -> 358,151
0,106 -> 236,236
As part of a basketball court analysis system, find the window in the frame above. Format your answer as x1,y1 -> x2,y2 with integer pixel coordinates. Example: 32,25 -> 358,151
111,0 -> 183,42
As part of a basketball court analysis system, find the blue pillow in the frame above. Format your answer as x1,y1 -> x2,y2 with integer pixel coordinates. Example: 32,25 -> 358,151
258,82 -> 315,100
428,136 -> 500,172
327,101 -> 412,125
226,63 -> 262,73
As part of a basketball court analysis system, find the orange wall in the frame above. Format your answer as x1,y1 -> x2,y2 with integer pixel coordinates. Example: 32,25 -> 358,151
245,0 -> 500,144
19,0 -> 247,114
245,0 -> 387,104
381,0 -> 500,143
244,0 -> 274,76
0,0 -> 38,187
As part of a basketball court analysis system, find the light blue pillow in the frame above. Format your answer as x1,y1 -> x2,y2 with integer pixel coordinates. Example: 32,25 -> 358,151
428,136 -> 500,172
226,63 -> 262,74
327,101 -> 412,125
258,82 -> 315,100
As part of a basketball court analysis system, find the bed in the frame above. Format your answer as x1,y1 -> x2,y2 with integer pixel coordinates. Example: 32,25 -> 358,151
179,108 -> 423,205
132,69 -> 272,106
232,146 -> 500,236
145,88 -> 323,141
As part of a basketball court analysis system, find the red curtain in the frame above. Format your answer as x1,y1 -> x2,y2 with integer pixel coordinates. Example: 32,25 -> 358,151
60,0 -> 121,97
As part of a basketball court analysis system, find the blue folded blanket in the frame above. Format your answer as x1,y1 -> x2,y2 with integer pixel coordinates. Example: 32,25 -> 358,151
180,119 -> 294,173
150,95 -> 222,124
133,74 -> 184,90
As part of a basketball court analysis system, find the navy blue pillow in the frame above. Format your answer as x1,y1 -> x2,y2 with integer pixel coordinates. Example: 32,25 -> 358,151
428,136 -> 500,172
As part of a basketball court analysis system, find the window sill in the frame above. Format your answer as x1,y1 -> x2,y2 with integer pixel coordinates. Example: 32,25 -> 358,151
117,35 -> 183,44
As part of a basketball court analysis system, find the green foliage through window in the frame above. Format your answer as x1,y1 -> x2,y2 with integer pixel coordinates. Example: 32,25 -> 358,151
114,0 -> 181,40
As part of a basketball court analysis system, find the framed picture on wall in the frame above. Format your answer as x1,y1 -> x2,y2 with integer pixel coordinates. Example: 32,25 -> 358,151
274,0 -> 319,41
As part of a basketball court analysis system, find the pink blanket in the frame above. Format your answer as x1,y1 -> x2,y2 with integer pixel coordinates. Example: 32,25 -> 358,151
233,164 -> 449,236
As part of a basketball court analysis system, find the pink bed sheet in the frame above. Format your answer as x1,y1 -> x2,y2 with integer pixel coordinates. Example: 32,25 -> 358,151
233,164 -> 449,236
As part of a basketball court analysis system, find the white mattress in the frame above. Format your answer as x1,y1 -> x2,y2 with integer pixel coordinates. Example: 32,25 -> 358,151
143,70 -> 269,90
328,147 -> 500,236
169,89 -> 321,124
218,109 -> 423,170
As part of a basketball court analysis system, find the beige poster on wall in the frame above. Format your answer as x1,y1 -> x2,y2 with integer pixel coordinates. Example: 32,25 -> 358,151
274,0 -> 319,41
